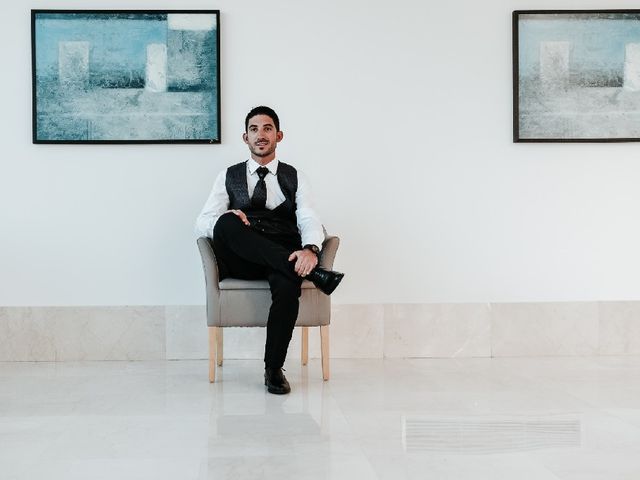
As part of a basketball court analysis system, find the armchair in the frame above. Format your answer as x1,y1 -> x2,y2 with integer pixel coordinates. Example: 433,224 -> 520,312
197,235 -> 340,383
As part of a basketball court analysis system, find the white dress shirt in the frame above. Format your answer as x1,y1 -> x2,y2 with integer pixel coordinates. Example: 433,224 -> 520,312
195,158 -> 325,249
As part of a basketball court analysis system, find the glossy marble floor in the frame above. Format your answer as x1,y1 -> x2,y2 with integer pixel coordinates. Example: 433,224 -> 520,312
2,356 -> 640,479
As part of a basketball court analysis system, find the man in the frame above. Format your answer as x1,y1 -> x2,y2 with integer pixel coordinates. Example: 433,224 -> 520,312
195,106 -> 344,395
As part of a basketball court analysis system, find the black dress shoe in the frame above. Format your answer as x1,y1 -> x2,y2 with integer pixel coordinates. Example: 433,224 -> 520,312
264,367 -> 291,394
307,267 -> 344,295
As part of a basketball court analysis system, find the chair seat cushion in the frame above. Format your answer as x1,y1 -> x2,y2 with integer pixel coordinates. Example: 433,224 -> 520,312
219,278 -> 316,290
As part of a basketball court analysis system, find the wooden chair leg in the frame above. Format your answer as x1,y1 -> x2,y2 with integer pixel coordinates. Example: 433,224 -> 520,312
320,325 -> 330,381
301,327 -> 309,366
208,326 -> 217,383
216,327 -> 223,366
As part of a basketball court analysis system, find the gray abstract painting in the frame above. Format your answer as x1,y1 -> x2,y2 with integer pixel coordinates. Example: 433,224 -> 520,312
32,11 -> 220,143
514,11 -> 640,142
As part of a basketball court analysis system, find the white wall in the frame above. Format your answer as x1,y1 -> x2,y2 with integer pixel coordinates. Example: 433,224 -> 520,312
3,0 -> 640,306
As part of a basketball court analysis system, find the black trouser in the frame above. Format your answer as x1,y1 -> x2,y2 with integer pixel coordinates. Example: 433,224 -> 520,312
212,212 -> 303,369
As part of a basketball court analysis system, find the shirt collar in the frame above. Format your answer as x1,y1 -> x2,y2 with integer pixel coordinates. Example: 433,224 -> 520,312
248,158 -> 278,176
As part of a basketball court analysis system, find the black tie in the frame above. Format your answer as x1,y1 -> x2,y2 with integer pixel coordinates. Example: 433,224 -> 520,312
251,166 -> 269,209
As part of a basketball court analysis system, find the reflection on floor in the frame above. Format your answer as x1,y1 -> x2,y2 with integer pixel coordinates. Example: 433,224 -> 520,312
2,356 -> 640,479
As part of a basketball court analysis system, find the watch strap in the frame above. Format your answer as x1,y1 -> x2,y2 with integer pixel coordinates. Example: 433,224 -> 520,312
303,244 -> 320,256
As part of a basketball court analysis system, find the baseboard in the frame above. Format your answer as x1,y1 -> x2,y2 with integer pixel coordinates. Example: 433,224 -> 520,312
0,302 -> 638,361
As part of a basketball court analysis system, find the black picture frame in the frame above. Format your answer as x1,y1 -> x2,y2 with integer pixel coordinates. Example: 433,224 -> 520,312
31,9 -> 221,144
513,10 -> 640,143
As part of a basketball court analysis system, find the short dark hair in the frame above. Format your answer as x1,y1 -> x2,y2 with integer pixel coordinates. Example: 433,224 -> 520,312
245,106 -> 280,132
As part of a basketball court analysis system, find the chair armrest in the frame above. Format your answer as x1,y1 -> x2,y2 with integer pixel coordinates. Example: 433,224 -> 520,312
319,236 -> 340,270
197,237 -> 220,326
197,236 -> 220,290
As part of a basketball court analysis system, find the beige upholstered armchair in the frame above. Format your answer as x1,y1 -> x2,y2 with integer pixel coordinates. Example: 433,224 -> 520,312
197,235 -> 340,383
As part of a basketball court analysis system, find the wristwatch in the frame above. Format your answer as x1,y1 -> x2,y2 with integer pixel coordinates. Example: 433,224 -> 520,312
303,244 -> 320,256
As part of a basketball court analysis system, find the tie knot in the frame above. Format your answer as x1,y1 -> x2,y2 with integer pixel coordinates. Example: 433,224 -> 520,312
256,166 -> 269,180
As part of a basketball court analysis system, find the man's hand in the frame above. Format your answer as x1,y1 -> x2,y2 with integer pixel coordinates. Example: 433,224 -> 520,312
288,249 -> 318,277
227,209 -> 250,226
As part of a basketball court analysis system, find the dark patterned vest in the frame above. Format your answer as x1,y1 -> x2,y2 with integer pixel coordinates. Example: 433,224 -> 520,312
225,160 -> 301,248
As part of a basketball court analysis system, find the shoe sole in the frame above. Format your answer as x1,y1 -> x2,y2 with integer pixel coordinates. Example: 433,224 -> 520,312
322,272 -> 344,296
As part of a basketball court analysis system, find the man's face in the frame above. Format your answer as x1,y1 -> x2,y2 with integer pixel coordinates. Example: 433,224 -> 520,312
243,114 -> 283,161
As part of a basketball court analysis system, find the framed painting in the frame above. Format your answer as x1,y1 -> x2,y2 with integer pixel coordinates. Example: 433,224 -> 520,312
513,10 -> 640,142
31,10 -> 220,144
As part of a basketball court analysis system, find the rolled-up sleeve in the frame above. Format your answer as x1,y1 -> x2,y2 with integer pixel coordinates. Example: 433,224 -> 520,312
296,171 -> 325,249
195,170 -> 229,239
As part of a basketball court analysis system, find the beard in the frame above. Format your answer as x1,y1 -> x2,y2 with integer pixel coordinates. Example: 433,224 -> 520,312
249,142 -> 275,158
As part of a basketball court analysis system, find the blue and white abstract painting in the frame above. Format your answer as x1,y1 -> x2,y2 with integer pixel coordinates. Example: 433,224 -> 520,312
32,11 -> 220,143
515,12 -> 640,141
